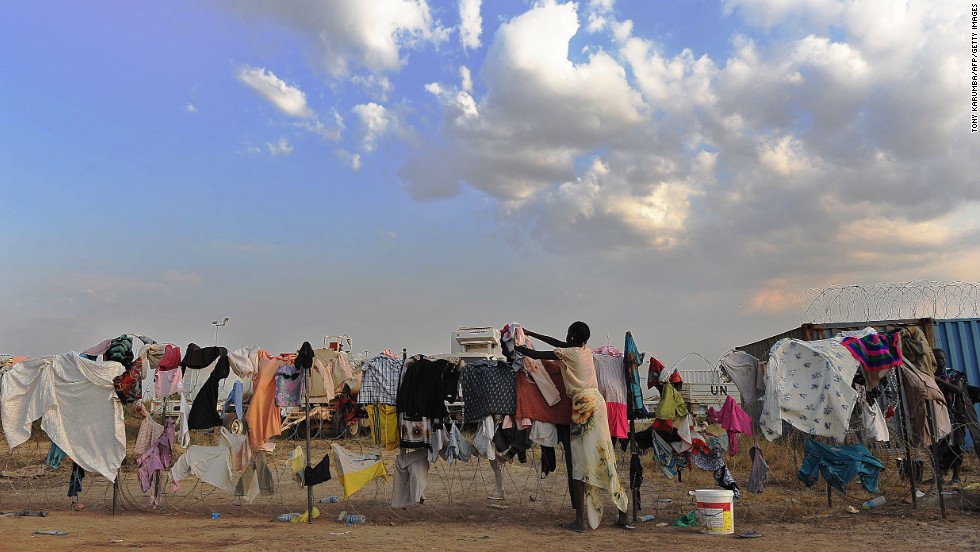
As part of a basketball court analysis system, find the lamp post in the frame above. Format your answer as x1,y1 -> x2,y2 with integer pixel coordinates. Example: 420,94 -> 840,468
211,317 -> 230,346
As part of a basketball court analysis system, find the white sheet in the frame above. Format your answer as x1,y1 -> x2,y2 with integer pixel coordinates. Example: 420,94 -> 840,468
1,353 -> 126,482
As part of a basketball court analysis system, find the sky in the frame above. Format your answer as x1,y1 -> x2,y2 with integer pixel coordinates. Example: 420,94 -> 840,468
2,0 -> 978,375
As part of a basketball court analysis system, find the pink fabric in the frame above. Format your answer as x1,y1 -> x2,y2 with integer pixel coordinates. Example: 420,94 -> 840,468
606,401 -> 628,439
159,345 -> 181,370
707,407 -> 721,424
514,326 -> 562,406
155,368 -> 183,397
720,395 -> 753,455
591,345 -> 623,357
83,339 -> 111,356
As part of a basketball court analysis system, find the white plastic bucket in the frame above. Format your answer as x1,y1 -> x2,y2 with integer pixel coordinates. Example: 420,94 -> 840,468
694,489 -> 734,535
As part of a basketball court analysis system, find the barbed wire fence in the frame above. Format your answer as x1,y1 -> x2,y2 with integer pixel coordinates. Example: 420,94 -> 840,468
801,281 -> 980,324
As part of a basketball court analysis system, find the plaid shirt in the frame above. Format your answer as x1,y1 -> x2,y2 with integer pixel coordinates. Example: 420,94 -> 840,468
358,354 -> 402,405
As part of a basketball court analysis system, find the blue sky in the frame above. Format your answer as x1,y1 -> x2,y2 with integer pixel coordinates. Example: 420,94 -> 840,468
2,1 -> 977,373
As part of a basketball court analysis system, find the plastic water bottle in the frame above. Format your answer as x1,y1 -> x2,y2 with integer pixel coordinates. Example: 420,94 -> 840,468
320,495 -> 339,503
211,512 -> 220,520
639,514 -> 656,522
344,514 -> 366,524
862,496 -> 886,509
277,513 -> 299,522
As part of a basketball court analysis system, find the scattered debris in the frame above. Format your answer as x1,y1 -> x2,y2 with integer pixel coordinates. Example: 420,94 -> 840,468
33,530 -> 68,536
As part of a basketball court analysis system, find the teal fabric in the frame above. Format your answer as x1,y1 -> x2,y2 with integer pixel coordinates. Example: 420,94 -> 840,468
798,439 -> 883,494
46,442 -> 67,469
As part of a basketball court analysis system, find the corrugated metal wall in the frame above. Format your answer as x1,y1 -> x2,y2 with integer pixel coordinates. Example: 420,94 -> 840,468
933,318 -> 980,387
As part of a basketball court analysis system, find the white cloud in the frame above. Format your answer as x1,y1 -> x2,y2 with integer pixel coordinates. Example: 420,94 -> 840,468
459,65 -> 473,92
185,103 -> 197,113
401,0 -> 979,290
353,102 -> 391,152
406,0 -> 646,202
459,0 -> 482,50
229,0 -> 449,80
266,137 -> 294,156
237,65 -> 313,118
337,149 -> 362,170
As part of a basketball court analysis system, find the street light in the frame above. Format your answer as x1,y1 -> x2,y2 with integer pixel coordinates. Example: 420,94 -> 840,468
211,317 -> 230,346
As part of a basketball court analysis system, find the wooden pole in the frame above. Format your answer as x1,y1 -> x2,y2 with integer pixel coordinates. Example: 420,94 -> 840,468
305,350 -> 314,523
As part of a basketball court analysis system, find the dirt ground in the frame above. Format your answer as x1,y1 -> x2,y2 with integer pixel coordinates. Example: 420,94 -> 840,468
2,431 -> 979,551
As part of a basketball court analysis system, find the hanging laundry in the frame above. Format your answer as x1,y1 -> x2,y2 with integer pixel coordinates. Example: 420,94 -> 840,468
441,422 -> 473,464
155,365 -> 183,398
366,404 -> 398,450
798,439 -> 884,495
719,395 -> 753,455
899,326 -> 936,375
623,332 -> 645,414
472,416 -> 497,460
188,354 -> 231,429
331,443 -> 389,499
858,396 -> 890,442
391,448 -> 429,508
358,353 -> 402,405
134,415 -> 165,459
289,446 -> 305,485
652,383 -> 688,429
898,362 -> 951,446
46,442 -> 67,469
105,335 -> 134,368
245,351 -> 291,451
223,381 -> 244,421
714,465 -> 741,499
529,421 -> 558,447
113,357 -> 143,404
83,339 -> 112,357
274,362 -> 305,407
516,359 -> 572,425
647,355 -> 665,390
313,347 -> 357,396
1,353 -> 126,482
179,343 -> 228,371
593,351 -> 629,439
460,359 -> 516,422
399,415 -> 433,450
719,350 -> 765,404
748,445 -> 769,494
510,325 -> 561,405
227,346 -> 262,381
841,330 -> 903,372
761,338 -> 859,442
673,414 -> 709,454
67,463 -> 85,497
170,428 -> 257,503
540,446 -> 557,476
397,356 -> 453,420
650,432 -> 678,478
493,420 -> 532,463
137,419 -> 175,495
303,454 -> 331,487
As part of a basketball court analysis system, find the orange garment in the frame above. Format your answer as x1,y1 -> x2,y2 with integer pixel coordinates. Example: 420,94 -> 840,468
246,351 -> 293,451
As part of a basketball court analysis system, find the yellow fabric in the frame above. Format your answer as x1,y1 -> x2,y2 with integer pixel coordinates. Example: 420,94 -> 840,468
290,507 -> 320,523
331,443 -> 390,499
289,446 -> 305,485
367,404 -> 399,450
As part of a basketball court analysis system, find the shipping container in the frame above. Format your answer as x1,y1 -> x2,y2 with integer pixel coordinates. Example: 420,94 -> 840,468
933,318 -> 980,388
933,318 -> 980,439
736,318 -> 936,363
